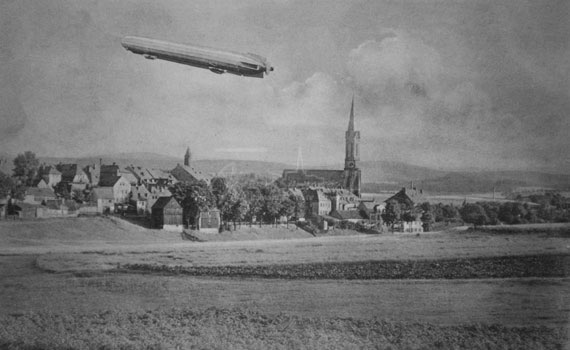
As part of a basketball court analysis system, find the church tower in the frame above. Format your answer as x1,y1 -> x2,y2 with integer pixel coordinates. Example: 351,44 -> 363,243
344,97 -> 361,197
184,147 -> 191,166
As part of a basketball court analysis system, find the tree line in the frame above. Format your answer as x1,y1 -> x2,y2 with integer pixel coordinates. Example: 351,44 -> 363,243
169,174 -> 305,230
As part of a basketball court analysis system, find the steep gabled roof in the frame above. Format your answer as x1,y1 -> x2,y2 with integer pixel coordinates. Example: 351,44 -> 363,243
56,164 -> 78,182
25,187 -> 56,198
151,196 -> 181,210
99,175 -> 124,187
171,164 -> 211,184
385,188 -> 415,206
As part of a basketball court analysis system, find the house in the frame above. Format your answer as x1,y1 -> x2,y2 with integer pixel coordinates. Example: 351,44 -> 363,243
358,200 -> 384,226
56,164 -> 90,185
84,164 -> 101,186
11,202 -> 40,219
131,184 -> 151,214
34,178 -> 49,189
395,220 -> 424,233
146,168 -> 177,187
119,170 -> 138,186
100,164 -> 120,181
147,186 -> 172,211
151,196 -> 183,231
304,188 -> 332,217
23,187 -> 57,204
38,165 -> 62,188
99,175 -> 131,203
91,187 -> 114,214
385,186 -> 425,210
327,189 -> 359,212
125,166 -> 177,187
171,164 -> 211,185
196,208 -> 221,233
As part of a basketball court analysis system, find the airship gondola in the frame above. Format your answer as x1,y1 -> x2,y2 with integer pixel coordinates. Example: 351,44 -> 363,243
121,36 -> 273,78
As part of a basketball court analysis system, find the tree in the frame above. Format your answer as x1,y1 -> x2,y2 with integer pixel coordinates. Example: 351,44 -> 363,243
72,189 -> 87,203
260,184 -> 283,225
401,211 -> 417,223
0,171 -> 15,198
420,211 -> 434,232
13,151 -> 40,186
382,200 -> 401,232
55,182 -> 71,200
460,203 -> 489,228
279,195 -> 295,227
211,177 -> 230,230
170,181 -> 214,228
227,188 -> 249,230
441,204 -> 460,223
289,193 -> 305,220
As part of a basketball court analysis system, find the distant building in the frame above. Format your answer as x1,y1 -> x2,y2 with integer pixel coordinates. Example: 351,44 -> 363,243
38,165 -> 62,188
384,186 -> 425,210
131,184 -> 151,214
125,166 -> 177,187
146,186 -> 170,210
11,202 -> 40,219
151,196 -> 183,231
23,187 -> 57,205
91,187 -> 114,214
100,164 -> 120,182
305,188 -> 332,217
358,200 -> 384,227
328,188 -> 359,212
99,175 -> 131,203
56,164 -> 90,185
84,164 -> 101,187
281,98 -> 361,197
34,178 -> 49,189
171,164 -> 211,185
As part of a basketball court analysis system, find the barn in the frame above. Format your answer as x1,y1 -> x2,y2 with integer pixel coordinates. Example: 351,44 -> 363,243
151,196 -> 183,231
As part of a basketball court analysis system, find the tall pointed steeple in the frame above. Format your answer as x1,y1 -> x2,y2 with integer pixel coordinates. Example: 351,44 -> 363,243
347,94 -> 355,132
184,147 -> 191,166
345,95 -> 360,169
344,96 -> 361,197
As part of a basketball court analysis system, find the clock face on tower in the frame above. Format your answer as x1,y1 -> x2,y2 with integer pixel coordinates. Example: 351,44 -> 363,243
347,161 -> 355,168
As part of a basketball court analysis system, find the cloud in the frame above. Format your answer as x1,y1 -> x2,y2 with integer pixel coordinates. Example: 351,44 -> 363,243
348,32 -> 443,105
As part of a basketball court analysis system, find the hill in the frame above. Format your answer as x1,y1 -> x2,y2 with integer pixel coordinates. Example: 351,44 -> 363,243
3,151 -> 567,194
37,153 -> 291,179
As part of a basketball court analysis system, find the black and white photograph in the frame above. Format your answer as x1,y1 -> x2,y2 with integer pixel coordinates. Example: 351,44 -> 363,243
0,1 -> 569,349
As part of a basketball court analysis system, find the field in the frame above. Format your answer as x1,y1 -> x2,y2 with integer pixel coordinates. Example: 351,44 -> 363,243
0,217 -> 569,349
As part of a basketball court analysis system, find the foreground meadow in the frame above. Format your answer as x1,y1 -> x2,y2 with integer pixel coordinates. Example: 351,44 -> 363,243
0,217 -> 569,349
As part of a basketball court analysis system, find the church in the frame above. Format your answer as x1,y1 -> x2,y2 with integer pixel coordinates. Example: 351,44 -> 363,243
281,98 -> 362,197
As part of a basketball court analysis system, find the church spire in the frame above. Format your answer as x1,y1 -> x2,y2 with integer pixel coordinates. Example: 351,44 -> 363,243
348,94 -> 355,132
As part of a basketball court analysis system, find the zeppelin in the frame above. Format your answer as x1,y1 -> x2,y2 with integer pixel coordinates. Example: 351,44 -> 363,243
121,36 -> 273,78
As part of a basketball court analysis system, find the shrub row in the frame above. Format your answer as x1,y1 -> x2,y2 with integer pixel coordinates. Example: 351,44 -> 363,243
123,254 -> 570,280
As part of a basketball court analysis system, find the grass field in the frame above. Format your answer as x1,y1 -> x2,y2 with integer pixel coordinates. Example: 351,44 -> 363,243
0,217 -> 569,349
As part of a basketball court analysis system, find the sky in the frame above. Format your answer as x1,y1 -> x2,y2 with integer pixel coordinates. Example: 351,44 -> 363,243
1,0 -> 569,172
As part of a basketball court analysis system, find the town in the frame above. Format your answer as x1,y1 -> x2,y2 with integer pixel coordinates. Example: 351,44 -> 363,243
1,99 -> 568,236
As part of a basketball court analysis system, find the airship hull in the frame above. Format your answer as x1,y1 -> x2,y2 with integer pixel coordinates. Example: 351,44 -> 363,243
121,36 -> 272,78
